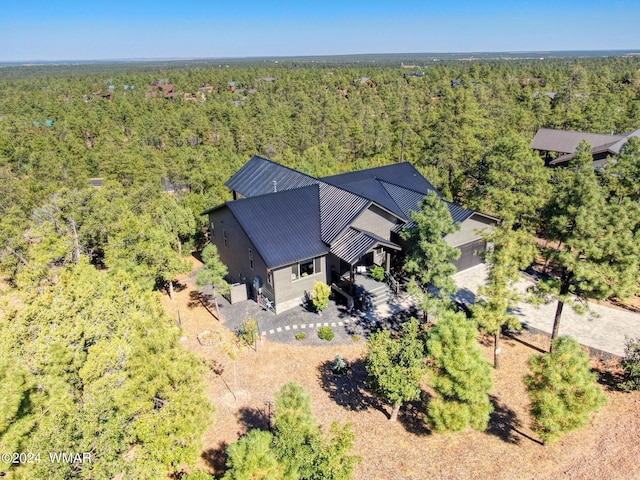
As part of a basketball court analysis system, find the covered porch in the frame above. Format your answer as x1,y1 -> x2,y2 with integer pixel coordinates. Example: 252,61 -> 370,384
327,227 -> 403,312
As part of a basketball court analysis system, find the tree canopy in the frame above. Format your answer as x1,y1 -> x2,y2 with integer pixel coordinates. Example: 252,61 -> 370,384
0,261 -> 213,479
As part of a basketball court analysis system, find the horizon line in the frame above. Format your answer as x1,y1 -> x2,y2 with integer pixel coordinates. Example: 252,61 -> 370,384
2,49 -> 639,65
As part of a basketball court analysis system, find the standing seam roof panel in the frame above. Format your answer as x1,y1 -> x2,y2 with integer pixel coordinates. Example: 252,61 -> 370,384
226,185 -> 328,269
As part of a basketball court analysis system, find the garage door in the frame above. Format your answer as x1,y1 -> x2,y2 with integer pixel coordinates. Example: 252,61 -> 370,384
453,239 -> 486,272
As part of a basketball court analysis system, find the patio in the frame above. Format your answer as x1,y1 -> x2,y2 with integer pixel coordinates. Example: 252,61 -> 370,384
199,277 -> 416,346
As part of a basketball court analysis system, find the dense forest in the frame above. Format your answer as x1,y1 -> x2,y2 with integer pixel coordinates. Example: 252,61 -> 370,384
1,56 -> 639,478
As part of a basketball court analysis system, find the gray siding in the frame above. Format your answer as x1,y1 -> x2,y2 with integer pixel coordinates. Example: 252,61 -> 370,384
351,205 -> 398,240
444,214 -> 495,248
272,256 -> 328,313
208,208 -> 273,300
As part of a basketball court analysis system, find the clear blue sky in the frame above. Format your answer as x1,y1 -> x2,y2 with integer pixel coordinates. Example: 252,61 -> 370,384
1,0 -> 638,61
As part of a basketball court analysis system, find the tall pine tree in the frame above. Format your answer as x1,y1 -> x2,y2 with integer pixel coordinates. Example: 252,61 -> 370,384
426,310 -> 494,433
539,141 -> 640,349
400,192 -> 460,322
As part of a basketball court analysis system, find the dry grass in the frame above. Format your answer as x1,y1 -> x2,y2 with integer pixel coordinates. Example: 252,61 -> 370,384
163,259 -> 640,480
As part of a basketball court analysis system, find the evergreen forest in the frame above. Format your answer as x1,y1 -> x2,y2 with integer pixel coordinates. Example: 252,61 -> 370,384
1,55 -> 639,478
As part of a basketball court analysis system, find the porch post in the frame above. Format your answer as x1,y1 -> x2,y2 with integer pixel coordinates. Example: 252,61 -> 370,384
349,265 -> 354,295
385,252 -> 391,273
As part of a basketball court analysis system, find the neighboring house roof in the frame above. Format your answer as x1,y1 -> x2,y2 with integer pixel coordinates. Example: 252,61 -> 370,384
226,185 -> 328,269
532,128 -> 626,154
330,227 -> 401,265
533,127 -> 640,165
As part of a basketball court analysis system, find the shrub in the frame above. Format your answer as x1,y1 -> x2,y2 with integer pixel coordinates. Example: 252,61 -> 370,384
332,354 -> 348,374
318,326 -> 334,341
351,335 -> 360,342
370,266 -> 385,282
312,282 -> 331,313
238,318 -> 259,347
295,332 -> 306,341
622,337 -> 640,391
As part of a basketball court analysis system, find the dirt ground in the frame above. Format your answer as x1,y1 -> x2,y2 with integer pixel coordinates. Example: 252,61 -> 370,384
162,258 -> 640,480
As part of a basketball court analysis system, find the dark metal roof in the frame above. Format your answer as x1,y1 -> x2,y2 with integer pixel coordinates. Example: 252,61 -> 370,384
226,185 -> 328,269
321,177 -> 408,219
379,181 -> 426,220
380,181 -> 475,228
318,183 -> 370,243
443,201 -> 476,224
330,227 -> 400,265
321,162 -> 439,196
226,155 -> 318,197
226,155 -> 370,244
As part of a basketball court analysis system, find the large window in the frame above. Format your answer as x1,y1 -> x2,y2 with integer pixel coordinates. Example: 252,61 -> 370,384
291,257 -> 322,281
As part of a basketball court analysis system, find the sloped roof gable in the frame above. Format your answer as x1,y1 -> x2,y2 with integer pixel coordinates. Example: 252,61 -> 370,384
226,185 -> 328,269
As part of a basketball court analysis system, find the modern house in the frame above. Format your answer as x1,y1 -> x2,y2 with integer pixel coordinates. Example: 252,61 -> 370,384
204,156 -> 497,314
532,127 -> 640,168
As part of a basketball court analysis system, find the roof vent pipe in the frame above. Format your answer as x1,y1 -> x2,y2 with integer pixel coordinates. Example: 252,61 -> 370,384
273,180 -> 277,192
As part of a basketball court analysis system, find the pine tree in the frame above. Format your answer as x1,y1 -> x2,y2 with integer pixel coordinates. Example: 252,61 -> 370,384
470,132 -> 550,229
224,430 -> 284,480
474,226 -> 537,368
364,319 -> 426,421
0,261 -> 213,479
224,383 -> 359,480
524,336 -> 607,444
426,310 -> 494,433
196,244 -> 230,321
539,141 -> 640,349
400,192 -> 460,322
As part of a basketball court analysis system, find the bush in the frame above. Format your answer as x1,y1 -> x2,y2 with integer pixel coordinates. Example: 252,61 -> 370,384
370,266 -> 385,282
318,326 -> 334,341
295,332 -> 306,341
312,282 -> 331,313
238,319 -> 259,347
332,354 -> 348,374
622,337 -> 640,391
351,335 -> 360,342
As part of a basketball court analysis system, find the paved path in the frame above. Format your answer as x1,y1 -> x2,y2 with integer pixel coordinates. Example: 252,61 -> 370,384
453,264 -> 640,357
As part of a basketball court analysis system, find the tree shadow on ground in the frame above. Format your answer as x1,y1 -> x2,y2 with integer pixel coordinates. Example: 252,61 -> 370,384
397,390 -> 432,436
452,287 -> 476,305
188,291 -> 219,320
593,358 -> 626,392
236,405 -> 272,434
487,395 -> 521,444
318,358 -> 388,418
201,441 -> 228,477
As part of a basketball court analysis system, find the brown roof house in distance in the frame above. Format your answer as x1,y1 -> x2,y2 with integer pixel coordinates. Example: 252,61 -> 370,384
203,156 -> 497,314
532,127 -> 640,168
